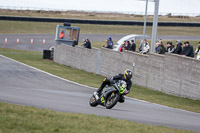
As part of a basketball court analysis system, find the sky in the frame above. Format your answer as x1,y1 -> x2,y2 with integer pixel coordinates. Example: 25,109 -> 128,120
1,0 -> 200,16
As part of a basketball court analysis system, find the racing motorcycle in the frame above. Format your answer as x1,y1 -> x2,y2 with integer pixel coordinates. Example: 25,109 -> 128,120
89,80 -> 128,109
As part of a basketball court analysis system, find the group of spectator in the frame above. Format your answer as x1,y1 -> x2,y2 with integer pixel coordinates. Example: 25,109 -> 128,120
102,37 -> 114,49
80,36 -> 200,60
155,40 -> 200,59
119,40 -> 136,52
118,39 -> 149,54
114,38 -> 200,59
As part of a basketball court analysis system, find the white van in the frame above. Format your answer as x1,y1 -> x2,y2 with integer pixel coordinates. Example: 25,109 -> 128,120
113,34 -> 150,52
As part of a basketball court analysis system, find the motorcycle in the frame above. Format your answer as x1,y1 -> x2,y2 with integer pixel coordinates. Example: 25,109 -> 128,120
89,80 -> 128,109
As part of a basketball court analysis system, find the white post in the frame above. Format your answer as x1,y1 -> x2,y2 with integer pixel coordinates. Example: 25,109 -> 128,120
142,0 -> 148,53
143,0 -> 148,40
150,0 -> 160,53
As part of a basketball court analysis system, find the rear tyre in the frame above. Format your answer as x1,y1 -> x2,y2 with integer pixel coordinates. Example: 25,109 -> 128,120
105,92 -> 120,109
89,95 -> 98,107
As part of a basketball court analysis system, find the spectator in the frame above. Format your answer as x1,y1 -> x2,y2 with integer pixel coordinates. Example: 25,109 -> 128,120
166,41 -> 175,53
108,37 -> 113,49
138,40 -> 143,52
82,39 -> 86,46
139,39 -> 149,54
59,30 -> 65,39
83,38 -> 91,49
155,40 -> 166,54
103,39 -> 111,49
155,40 -> 160,53
130,40 -> 136,52
124,41 -> 132,51
72,39 -> 78,47
182,42 -> 187,55
120,41 -> 126,52
183,41 -> 194,58
173,40 -> 182,55
195,41 -> 200,59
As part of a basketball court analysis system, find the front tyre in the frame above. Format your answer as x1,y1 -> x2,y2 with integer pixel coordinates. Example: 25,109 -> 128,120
105,92 -> 120,109
89,95 -> 98,107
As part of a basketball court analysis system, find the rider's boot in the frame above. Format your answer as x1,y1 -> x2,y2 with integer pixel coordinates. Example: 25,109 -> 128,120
94,78 -> 109,100
119,95 -> 125,103
93,91 -> 99,100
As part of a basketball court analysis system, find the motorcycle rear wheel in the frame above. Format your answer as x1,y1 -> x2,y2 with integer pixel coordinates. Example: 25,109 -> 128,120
105,92 -> 120,109
89,95 -> 98,107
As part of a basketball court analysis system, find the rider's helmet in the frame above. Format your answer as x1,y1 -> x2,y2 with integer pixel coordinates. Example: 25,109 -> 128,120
124,69 -> 132,80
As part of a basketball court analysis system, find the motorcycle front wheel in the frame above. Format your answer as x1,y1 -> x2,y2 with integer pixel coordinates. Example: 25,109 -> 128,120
105,92 -> 120,109
89,95 -> 98,107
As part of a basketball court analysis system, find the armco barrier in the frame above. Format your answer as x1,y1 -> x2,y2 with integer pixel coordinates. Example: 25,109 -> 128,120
1,15 -> 200,27
54,44 -> 200,100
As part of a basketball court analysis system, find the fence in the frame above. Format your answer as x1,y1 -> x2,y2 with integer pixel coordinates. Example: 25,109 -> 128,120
54,44 -> 200,100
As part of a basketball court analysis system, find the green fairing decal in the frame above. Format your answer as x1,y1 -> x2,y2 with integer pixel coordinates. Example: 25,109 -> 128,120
101,97 -> 105,103
120,87 -> 125,94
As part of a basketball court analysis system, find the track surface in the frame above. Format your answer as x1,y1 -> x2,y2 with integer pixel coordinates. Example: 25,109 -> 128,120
0,55 -> 200,132
0,34 -> 199,51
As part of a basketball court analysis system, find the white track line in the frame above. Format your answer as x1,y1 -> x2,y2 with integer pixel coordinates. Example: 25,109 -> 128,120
0,54 -> 199,115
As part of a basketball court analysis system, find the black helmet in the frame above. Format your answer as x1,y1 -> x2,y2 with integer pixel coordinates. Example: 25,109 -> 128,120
124,69 -> 132,80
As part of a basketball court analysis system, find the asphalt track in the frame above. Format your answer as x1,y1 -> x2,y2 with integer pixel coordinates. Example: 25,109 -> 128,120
0,34 -> 200,51
0,55 -> 200,132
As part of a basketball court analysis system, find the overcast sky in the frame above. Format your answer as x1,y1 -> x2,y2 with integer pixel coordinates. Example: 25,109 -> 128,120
1,0 -> 200,16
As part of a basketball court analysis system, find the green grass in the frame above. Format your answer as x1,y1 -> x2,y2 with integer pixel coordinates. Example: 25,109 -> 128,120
1,20 -> 200,36
0,102 -> 195,133
0,48 -> 200,114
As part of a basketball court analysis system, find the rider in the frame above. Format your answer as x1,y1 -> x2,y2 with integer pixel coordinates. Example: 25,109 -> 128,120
94,69 -> 132,103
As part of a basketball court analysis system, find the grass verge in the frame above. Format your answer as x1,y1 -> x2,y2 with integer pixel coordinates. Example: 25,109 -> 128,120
1,20 -> 200,36
0,102 -> 195,133
0,48 -> 200,114
1,9 -> 200,22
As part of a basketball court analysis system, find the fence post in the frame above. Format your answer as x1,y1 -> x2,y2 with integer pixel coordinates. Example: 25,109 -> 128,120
96,50 -> 101,74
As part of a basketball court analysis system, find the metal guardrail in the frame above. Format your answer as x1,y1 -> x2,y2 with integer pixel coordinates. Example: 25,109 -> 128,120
1,15 -> 200,27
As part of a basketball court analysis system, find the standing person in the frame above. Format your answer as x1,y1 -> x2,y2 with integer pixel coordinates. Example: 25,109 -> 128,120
155,40 -> 166,54
72,39 -> 78,47
83,38 -> 91,49
173,40 -> 182,55
108,37 -> 113,49
182,42 -> 187,55
139,39 -> 149,54
130,40 -> 136,52
183,41 -> 194,58
124,41 -> 131,51
59,30 -> 65,39
166,41 -> 175,53
103,39 -> 111,49
81,39 -> 86,46
120,41 -> 126,52
138,40 -> 143,52
155,40 -> 160,53
195,41 -> 200,59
